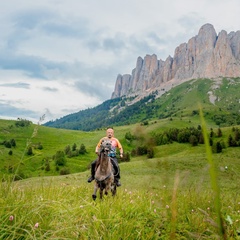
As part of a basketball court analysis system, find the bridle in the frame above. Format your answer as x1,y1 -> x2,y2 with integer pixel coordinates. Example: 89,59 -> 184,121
99,140 -> 112,156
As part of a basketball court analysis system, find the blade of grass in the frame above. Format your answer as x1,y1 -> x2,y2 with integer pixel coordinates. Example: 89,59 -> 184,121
199,104 -> 226,239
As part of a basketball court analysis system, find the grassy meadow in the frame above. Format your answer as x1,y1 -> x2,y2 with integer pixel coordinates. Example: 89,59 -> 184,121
0,118 -> 240,239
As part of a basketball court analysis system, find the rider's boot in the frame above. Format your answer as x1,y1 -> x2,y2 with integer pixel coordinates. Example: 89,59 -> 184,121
87,161 -> 96,183
111,158 -> 121,187
115,178 -> 121,187
87,175 -> 94,183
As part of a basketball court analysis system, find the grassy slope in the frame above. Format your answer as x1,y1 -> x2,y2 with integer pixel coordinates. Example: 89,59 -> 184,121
0,105 -> 236,179
3,138 -> 239,239
1,121 -> 240,238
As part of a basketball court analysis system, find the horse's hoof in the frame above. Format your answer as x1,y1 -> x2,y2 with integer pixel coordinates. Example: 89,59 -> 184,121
92,194 -> 97,201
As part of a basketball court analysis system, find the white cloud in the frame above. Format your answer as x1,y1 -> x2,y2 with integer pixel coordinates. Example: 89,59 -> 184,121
0,0 -> 240,123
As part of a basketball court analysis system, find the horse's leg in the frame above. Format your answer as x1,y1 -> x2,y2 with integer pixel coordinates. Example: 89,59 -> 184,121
105,188 -> 108,196
92,182 -> 98,201
111,182 -> 117,196
100,189 -> 103,199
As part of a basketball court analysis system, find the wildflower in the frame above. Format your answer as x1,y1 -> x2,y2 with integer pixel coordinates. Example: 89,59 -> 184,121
34,223 -> 39,228
9,215 -> 14,221
154,209 -> 157,213
152,200 -> 155,204
125,189 -> 127,192
191,209 -> 194,212
130,200 -> 134,204
207,207 -> 210,210
80,205 -> 84,208
166,205 -> 170,209
163,185 -> 166,188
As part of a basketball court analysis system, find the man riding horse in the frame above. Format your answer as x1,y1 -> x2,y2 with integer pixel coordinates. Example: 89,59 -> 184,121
87,127 -> 123,187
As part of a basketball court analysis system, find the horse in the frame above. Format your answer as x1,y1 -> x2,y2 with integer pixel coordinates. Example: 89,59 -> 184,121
92,139 -> 117,200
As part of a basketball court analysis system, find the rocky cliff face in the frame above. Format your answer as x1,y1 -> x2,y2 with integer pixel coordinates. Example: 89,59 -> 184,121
111,23 -> 240,99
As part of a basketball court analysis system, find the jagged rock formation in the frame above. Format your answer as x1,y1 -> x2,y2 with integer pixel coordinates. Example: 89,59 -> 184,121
111,23 -> 240,99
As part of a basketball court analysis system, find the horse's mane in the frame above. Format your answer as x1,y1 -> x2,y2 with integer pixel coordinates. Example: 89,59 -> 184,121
95,139 -> 113,181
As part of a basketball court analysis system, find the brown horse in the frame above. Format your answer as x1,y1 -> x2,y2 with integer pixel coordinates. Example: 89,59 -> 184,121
92,139 -> 117,200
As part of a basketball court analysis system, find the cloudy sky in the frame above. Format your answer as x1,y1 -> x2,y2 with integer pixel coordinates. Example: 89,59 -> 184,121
0,0 -> 239,124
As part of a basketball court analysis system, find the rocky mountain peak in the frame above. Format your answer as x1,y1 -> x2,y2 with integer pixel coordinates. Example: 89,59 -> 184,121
111,23 -> 240,99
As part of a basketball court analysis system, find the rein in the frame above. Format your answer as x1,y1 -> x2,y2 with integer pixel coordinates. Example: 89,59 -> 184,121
95,172 -> 112,183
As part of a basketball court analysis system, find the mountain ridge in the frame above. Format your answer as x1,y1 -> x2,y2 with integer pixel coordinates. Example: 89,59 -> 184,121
111,23 -> 240,100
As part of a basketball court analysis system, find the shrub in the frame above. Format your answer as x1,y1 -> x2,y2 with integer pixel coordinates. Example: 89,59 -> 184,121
36,142 -> 43,150
72,143 -> 77,151
27,146 -> 33,155
216,141 -> 223,153
4,141 -> 12,148
125,131 -> 135,142
217,128 -> 222,137
147,147 -> 154,158
189,135 -> 198,146
10,138 -> 16,147
53,150 -> 66,166
45,162 -> 51,171
60,167 -> 70,175
15,118 -> 31,127
119,152 -> 131,162
64,145 -> 71,155
79,144 -> 87,154
136,146 -> 148,155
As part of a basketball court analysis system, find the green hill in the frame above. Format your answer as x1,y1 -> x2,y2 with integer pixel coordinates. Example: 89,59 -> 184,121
1,112 -> 239,181
44,77 -> 240,131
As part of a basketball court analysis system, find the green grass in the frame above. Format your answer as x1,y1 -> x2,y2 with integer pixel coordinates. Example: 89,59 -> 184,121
1,116 -> 240,239
1,145 -> 240,239
0,116 -> 216,179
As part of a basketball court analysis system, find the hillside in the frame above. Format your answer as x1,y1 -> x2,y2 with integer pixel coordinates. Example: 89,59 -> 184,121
1,116 -> 240,238
1,105 -> 240,181
44,77 -> 240,131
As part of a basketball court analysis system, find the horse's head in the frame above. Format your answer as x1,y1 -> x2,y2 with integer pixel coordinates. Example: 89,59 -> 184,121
100,139 -> 112,155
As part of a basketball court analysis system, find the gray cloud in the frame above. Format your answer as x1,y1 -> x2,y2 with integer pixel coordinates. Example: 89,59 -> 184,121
0,102 -> 38,118
12,8 -> 54,30
0,82 -> 30,89
41,86 -> 59,92
0,0 -> 239,123
0,51 -> 65,79
102,37 -> 126,52
41,19 -> 90,39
